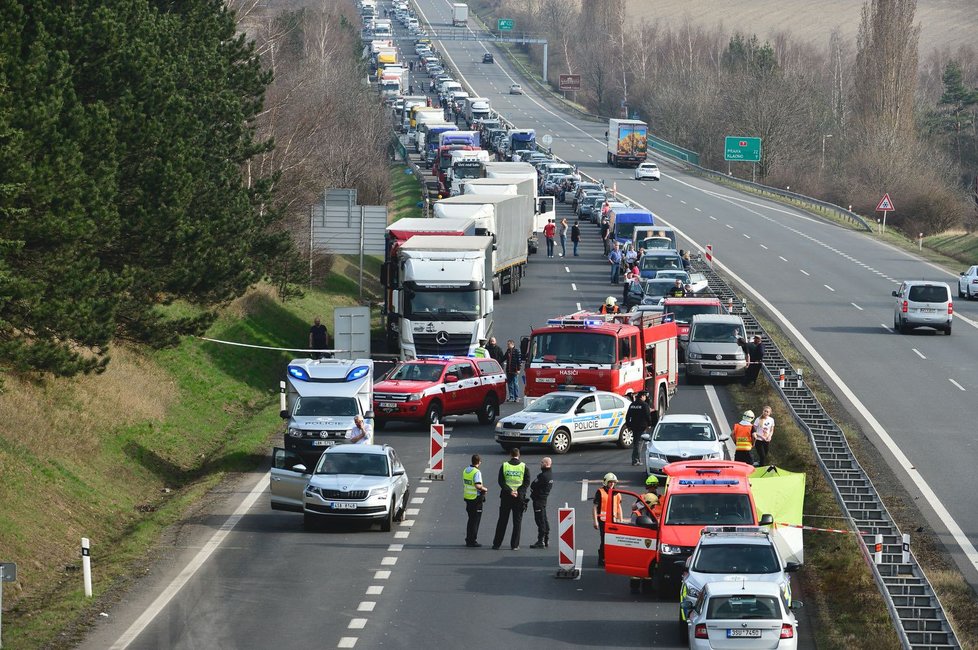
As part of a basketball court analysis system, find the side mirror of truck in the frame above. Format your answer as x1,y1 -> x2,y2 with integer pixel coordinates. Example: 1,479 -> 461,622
758,514 -> 774,526
364,410 -> 375,420
445,374 -> 458,383
785,562 -> 802,573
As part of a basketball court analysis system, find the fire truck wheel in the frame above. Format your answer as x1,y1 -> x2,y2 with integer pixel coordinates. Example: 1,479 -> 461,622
425,401 -> 443,426
656,393 -> 667,424
616,425 -> 633,449
550,428 -> 572,454
477,394 -> 499,424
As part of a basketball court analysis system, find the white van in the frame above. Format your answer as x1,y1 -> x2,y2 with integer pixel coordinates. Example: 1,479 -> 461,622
892,281 -> 952,335
684,314 -> 748,382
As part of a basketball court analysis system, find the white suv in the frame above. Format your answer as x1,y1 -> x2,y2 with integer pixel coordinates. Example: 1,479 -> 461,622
634,162 -> 661,180
959,266 -> 978,299
642,414 -> 728,476
892,280 -> 952,335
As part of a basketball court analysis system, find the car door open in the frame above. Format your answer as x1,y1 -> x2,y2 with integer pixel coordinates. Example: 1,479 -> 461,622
602,487 -> 659,577
270,447 -> 312,512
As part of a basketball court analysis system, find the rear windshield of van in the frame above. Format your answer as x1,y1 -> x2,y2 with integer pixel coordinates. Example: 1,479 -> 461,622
908,285 -> 948,303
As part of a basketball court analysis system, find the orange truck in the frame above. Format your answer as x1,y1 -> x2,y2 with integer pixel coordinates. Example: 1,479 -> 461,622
602,460 -> 773,590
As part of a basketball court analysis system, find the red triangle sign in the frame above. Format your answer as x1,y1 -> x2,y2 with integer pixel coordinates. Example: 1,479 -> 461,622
876,193 -> 895,211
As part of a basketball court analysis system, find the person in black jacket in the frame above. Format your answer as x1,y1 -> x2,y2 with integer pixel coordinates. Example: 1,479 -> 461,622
529,457 -> 554,549
626,391 -> 653,466
502,339 -> 522,402
492,448 -> 531,550
485,336 -> 504,364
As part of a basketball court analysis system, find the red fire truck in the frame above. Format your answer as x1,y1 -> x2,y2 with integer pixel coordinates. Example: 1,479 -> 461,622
524,310 -> 678,422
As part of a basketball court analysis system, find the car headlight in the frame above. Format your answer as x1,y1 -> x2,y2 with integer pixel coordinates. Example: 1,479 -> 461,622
687,352 -> 701,360
647,452 -> 668,461
524,423 -> 548,433
288,427 -> 303,438
704,452 -> 722,460
407,393 -> 423,401
660,544 -> 682,555
734,352 -> 745,360
495,422 -> 504,431
685,584 -> 702,599
304,487 -> 319,497
369,486 -> 390,497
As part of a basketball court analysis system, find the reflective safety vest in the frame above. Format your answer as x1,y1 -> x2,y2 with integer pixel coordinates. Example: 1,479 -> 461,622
474,346 -> 489,358
462,466 -> 480,500
502,461 -> 526,490
597,487 -> 622,523
733,422 -> 754,451
599,304 -> 620,314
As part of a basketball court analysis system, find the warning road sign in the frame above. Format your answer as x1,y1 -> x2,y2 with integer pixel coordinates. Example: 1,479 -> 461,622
876,193 -> 895,212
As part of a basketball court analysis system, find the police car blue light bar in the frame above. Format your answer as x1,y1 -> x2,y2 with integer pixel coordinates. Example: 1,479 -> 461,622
287,365 -> 310,381
345,365 -> 370,381
561,384 -> 596,392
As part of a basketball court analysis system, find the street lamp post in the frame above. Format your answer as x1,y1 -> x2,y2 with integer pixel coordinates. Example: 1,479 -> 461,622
821,134 -> 833,174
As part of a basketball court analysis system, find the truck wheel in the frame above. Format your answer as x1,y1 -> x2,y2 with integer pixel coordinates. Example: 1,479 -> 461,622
616,425 -> 633,449
502,271 -> 513,295
607,152 -> 612,164
477,394 -> 499,424
425,402 -> 442,426
655,392 -> 667,425
551,428 -> 572,454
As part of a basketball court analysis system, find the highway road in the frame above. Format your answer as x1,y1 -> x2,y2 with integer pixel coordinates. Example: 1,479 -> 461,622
408,0 -> 978,589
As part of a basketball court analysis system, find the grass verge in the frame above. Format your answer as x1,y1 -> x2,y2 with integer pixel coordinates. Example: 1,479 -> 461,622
390,163 -> 424,222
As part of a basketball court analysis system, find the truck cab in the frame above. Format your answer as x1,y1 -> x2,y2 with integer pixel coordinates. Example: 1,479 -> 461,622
603,461 -> 772,589
507,129 -> 536,160
374,356 -> 506,427
280,358 -> 375,468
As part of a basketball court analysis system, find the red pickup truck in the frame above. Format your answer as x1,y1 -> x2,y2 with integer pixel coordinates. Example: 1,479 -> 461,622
373,356 -> 507,428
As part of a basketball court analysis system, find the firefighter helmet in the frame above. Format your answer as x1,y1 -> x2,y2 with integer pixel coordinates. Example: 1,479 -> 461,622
603,472 -> 619,485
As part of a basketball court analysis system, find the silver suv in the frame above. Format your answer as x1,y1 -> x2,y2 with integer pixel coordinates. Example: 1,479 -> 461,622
892,281 -> 952,335
684,314 -> 748,382
680,526 -> 801,628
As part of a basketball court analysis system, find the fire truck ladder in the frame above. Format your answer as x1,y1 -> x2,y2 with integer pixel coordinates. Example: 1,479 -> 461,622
693,259 -> 959,649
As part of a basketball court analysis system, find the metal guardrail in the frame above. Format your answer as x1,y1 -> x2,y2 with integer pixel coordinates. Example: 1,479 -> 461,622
695,258 -> 959,649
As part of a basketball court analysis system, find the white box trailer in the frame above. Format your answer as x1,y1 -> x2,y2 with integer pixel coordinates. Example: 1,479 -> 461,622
451,3 -> 468,26
483,162 -> 555,247
433,194 -> 533,296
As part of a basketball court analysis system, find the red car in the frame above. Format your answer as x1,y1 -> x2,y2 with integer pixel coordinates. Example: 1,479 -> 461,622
374,356 -> 507,428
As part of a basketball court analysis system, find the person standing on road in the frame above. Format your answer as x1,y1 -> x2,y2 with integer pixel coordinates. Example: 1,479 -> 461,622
571,222 -> 581,256
529,457 -> 554,549
492,448 -> 530,550
732,410 -> 756,465
486,336 -> 504,364
743,335 -> 765,386
558,218 -> 568,257
592,473 -> 623,566
752,406 -> 776,466
626,391 -> 653,466
601,216 -> 612,255
543,219 -> 556,258
608,244 -> 623,284
309,316 -> 330,359
503,339 -> 522,402
462,454 -> 489,547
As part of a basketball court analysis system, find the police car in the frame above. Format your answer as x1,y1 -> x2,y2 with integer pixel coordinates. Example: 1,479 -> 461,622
494,386 -> 631,454
680,526 -> 800,629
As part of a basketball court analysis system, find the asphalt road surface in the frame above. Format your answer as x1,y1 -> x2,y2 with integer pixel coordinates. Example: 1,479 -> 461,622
408,0 -> 978,589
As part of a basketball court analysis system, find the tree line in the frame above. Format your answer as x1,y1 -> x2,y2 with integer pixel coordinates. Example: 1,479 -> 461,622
489,0 -> 978,234
0,0 -> 392,378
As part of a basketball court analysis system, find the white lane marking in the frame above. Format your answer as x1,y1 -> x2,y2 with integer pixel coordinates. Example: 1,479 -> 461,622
759,244 -> 768,250
565,266 -> 570,272
388,544 -> 404,552
381,557 -> 398,566
666,193 -> 673,198
410,497 -> 424,504
366,586 -> 384,596
694,207 -> 702,212
394,530 -> 410,539
571,283 -> 578,291
725,224 -> 733,229
852,303 -> 863,310
416,487 -> 429,494
709,216 -> 717,221
348,619 -> 367,630
338,638 -> 358,648
357,602 -> 376,612
680,200 -> 687,204
743,234 -> 751,239
406,508 -> 420,516
109,472 -> 269,649
779,256 -> 788,262
704,384 -> 735,459
580,479 -> 588,502
949,378 -> 966,391
912,349 -> 926,360
576,302 -> 582,310
881,323 -> 893,333
824,284 -> 835,292
374,570 -> 391,580
800,270 -> 810,276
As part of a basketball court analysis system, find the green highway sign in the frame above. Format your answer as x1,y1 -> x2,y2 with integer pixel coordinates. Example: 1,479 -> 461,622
724,136 -> 762,162
497,18 -> 514,31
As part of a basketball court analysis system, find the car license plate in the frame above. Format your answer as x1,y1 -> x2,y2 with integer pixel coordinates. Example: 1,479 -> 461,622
727,629 -> 761,638
330,502 -> 357,510
710,371 -> 727,376
918,308 -> 935,313
312,440 -> 334,447
379,401 -> 398,408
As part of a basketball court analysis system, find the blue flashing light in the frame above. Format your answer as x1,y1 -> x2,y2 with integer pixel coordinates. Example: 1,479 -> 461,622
677,478 -> 740,487
346,365 -> 370,382
417,355 -> 455,360
562,384 -> 597,393
288,365 -> 310,381
546,318 -> 604,328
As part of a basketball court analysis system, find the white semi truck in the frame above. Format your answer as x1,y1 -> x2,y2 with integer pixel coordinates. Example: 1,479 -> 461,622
451,2 -> 468,26
392,236 -> 494,359
433,194 -> 533,296
483,161 -> 556,251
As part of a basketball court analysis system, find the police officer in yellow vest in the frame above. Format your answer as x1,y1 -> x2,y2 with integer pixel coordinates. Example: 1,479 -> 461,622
491,447 -> 531,550
732,410 -> 756,465
462,454 -> 489,547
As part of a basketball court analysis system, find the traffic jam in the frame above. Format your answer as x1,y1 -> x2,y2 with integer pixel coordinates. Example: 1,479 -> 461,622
267,1 -> 810,647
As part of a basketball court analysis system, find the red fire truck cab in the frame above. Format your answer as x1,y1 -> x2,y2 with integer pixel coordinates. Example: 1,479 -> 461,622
524,310 -> 678,421
603,461 -> 772,589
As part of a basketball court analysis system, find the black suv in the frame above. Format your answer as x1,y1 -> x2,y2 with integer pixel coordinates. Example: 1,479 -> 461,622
482,52 -> 494,64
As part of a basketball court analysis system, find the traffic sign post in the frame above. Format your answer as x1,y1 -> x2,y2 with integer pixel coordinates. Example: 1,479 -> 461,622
497,18 -> 513,31
425,424 -> 445,480
875,193 -> 895,234
724,136 -> 762,162
558,74 -> 581,92
541,134 -> 553,147
705,244 -> 713,269
556,505 -> 580,579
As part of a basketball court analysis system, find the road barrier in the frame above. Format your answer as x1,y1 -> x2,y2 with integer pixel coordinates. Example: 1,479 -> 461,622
424,423 -> 445,480
556,505 -> 580,579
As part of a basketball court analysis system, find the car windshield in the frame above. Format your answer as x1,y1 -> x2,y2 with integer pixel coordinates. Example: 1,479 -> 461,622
294,396 -> 358,417
524,394 -> 578,414
388,363 -> 444,382
908,285 -> 948,302
404,286 -> 480,321
642,280 -> 676,298
639,238 -> 673,250
652,423 -> 716,442
531,332 -> 616,364
454,165 -> 483,179
693,543 -> 780,574
657,271 -> 689,282
670,304 -> 721,324
664,493 -> 753,525
691,322 -> 745,343
317,453 -> 390,477
706,595 -> 781,621
640,255 -> 682,271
